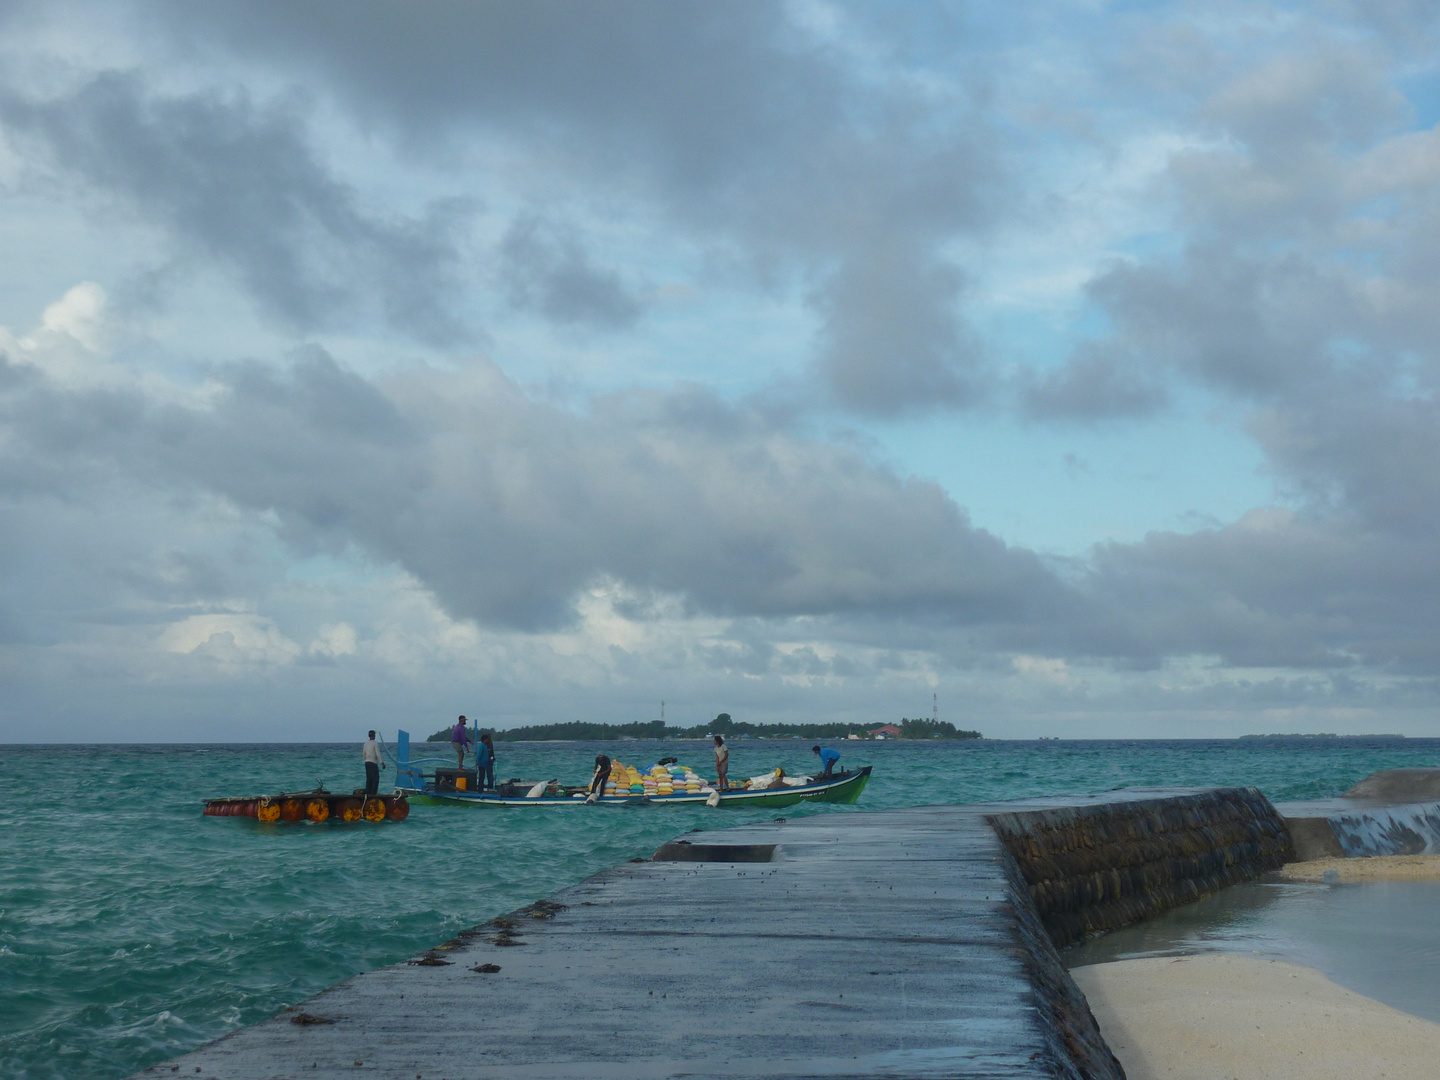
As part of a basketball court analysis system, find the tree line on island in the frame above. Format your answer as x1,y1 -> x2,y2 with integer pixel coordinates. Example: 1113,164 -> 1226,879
427,713 -> 980,742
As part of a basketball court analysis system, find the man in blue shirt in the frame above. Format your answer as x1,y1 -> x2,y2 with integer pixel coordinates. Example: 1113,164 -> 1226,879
812,745 -> 841,778
475,731 -> 495,790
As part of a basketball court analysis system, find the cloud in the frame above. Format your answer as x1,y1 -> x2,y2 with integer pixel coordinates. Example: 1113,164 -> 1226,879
11,326 -> 1435,693
1021,342 -> 1168,422
1081,247 -> 1362,400
1013,654 -> 1071,685
11,5 -> 1440,738
1009,26 -> 1440,681
0,72 -> 473,344
309,621 -> 357,659
10,279 -> 1440,712
127,0 -> 1002,414
499,214 -> 642,330
812,240 -> 983,415
150,1 -> 848,180
157,612 -> 302,665
0,337 -> 1067,635
0,282 -> 116,386
1250,390 -> 1440,539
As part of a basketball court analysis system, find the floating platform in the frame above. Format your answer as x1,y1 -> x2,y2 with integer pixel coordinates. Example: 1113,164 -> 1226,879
203,791 -> 409,824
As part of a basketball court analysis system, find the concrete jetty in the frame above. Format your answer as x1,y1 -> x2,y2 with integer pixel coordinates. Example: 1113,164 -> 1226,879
135,788 -> 1292,1080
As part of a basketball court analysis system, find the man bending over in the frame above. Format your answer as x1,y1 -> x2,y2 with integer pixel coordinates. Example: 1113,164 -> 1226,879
812,745 -> 840,778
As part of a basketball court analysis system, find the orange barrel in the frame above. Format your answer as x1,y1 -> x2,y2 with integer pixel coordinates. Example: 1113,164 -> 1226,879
387,797 -> 410,822
305,798 -> 330,823
280,798 -> 303,822
335,798 -> 363,823
362,798 -> 387,823
256,797 -> 281,823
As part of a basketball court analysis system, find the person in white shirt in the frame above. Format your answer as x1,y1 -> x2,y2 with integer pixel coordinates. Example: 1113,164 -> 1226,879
363,730 -> 385,795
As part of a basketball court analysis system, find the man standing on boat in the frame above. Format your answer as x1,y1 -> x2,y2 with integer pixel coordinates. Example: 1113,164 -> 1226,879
713,734 -> 729,790
812,744 -> 840,779
363,730 -> 385,795
587,753 -> 612,802
450,716 -> 473,768
475,731 -> 495,790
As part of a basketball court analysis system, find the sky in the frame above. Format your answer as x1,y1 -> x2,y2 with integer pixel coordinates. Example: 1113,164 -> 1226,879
4,0 -> 1440,742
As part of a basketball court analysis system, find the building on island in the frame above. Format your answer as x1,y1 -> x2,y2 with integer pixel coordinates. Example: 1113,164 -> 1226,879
868,724 -> 903,739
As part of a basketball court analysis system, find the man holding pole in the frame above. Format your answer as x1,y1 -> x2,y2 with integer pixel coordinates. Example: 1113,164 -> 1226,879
450,715 -> 473,768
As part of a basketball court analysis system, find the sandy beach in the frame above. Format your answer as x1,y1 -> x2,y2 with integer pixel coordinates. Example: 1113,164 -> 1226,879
1275,853 -> 1440,882
1072,954 -> 1440,1080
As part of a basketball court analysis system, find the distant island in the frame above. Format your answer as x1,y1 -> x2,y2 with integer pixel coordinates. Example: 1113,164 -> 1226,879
1238,733 -> 1406,740
426,713 -> 981,743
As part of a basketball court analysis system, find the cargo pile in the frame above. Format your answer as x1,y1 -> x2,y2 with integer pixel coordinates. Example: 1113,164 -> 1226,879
604,760 -> 714,798
743,768 -> 807,790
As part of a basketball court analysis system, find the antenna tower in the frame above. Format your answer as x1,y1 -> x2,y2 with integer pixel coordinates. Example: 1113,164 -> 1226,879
933,692 -> 938,723
661,700 -> 665,722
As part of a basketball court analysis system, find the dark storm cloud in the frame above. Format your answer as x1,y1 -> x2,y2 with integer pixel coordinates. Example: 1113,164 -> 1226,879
499,215 -> 642,330
132,0 -> 1002,414
0,351 -> 1066,633
0,72 -> 472,344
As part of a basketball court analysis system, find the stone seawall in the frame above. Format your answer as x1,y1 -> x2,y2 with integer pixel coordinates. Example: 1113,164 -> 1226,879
992,840 -> 1123,1079
989,787 -> 1293,948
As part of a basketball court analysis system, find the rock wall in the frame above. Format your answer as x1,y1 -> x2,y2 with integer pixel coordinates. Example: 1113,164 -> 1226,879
988,788 -> 1293,949
993,844 -> 1127,1080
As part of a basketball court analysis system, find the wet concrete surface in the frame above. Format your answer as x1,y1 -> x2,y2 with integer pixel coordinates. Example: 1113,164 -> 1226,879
133,805 -> 1112,1079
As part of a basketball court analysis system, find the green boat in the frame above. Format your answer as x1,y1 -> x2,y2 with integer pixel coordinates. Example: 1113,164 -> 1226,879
391,730 -> 870,809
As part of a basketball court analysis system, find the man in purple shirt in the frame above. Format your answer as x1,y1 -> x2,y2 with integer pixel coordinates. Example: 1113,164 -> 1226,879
451,716 -> 473,768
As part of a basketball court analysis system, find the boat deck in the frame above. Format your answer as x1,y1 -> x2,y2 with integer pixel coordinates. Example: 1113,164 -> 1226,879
131,804 -> 1114,1079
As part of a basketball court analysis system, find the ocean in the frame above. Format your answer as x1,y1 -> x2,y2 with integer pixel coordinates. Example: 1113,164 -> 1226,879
3,736 -> 1438,1080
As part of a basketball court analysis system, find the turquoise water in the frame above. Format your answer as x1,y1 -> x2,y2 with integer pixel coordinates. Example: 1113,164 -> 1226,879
3,737 -> 1438,1079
